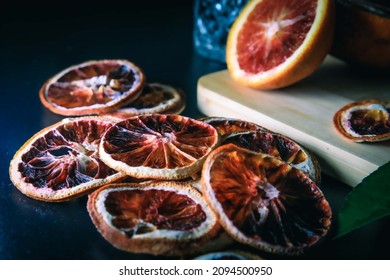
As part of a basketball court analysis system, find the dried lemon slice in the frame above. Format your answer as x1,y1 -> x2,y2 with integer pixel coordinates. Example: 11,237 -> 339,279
87,181 -> 221,256
334,99 -> 390,142
201,144 -> 332,255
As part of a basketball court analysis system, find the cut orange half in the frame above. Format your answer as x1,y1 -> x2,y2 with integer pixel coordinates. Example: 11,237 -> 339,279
99,114 -> 219,180
87,181 -> 220,256
201,144 -> 332,255
226,0 -> 335,89
9,117 -> 125,202
333,99 -> 390,142
104,83 -> 186,119
39,59 -> 145,116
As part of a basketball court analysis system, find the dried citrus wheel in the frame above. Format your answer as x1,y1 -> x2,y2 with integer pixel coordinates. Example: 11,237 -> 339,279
202,117 -> 320,184
104,83 -> 186,119
201,144 -> 332,255
9,117 -> 125,202
334,99 -> 390,142
226,0 -> 335,89
194,250 -> 262,260
99,114 -> 219,180
39,59 -> 145,116
201,117 -> 268,138
87,181 -> 220,256
224,131 -> 321,184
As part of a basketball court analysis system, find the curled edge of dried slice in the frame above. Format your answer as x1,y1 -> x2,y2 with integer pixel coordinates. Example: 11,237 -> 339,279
9,116 -> 126,202
87,181 -> 223,256
104,83 -> 186,119
201,117 -> 321,185
39,59 -> 146,116
333,99 -> 390,142
201,144 -> 332,256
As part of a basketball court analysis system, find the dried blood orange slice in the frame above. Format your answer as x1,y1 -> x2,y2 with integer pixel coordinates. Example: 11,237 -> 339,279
202,117 -> 320,184
104,83 -> 186,119
9,117 -> 125,202
201,117 -> 268,138
87,181 -> 220,256
39,60 -> 145,116
226,0 -> 335,89
334,99 -> 390,142
224,131 -> 321,184
100,114 -> 219,180
201,144 -> 332,255
194,250 -> 262,260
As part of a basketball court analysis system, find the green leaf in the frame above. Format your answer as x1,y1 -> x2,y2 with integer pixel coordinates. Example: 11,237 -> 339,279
336,161 -> 390,238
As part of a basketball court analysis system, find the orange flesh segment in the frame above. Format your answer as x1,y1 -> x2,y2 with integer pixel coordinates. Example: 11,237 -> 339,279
237,0 -> 317,73
350,109 -> 390,135
104,189 -> 206,235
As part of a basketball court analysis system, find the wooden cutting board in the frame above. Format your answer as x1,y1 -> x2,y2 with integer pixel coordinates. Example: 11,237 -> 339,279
197,56 -> 390,187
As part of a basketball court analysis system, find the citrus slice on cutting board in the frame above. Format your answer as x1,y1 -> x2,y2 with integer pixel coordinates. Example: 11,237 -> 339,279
87,181 -> 220,256
39,59 -> 145,116
226,0 -> 335,89
9,117 -> 125,202
99,114 -> 219,180
333,99 -> 390,142
201,144 -> 332,255
104,83 -> 186,119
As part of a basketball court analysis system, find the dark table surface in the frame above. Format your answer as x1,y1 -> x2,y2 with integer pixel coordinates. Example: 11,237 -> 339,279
1,1 -> 389,260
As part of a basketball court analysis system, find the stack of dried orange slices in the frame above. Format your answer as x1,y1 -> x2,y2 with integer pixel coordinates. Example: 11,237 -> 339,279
10,59 -> 332,258
39,60 -> 186,118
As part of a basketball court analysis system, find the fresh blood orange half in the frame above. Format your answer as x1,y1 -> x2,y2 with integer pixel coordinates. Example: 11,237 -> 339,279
9,117 -> 125,202
87,181 -> 220,256
104,83 -> 186,119
39,60 -> 145,116
201,117 -> 268,139
201,144 -> 332,255
99,114 -> 219,180
333,99 -> 390,142
226,0 -> 335,89
224,131 -> 321,184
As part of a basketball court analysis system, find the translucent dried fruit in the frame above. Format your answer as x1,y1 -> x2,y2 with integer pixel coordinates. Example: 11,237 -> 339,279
9,117 -> 125,202
203,117 -> 320,184
87,181 -> 220,256
39,60 -> 145,116
100,114 -> 219,180
334,99 -> 390,142
104,83 -> 186,119
224,131 -> 321,184
201,144 -> 332,255
201,117 -> 268,139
